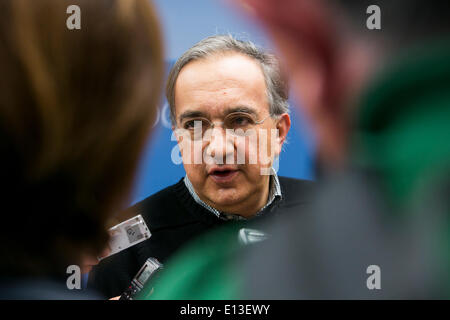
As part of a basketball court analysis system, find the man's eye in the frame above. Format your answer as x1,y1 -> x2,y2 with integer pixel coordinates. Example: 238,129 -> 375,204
184,119 -> 206,129
231,116 -> 251,126
184,120 -> 195,129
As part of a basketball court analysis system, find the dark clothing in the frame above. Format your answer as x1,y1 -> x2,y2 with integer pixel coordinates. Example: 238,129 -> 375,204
0,277 -> 103,300
88,176 -> 314,298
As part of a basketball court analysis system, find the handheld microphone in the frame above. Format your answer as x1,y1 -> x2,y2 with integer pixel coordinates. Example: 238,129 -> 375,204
238,228 -> 269,245
119,257 -> 163,300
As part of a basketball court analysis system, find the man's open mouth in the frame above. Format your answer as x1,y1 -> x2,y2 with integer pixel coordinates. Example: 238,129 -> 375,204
208,167 -> 239,183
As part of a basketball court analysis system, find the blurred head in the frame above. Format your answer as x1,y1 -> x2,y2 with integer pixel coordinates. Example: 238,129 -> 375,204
167,35 -> 290,216
237,0 -> 450,168
0,0 -> 163,276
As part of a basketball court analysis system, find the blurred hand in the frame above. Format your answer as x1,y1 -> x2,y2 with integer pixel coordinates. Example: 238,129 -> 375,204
80,247 -> 111,274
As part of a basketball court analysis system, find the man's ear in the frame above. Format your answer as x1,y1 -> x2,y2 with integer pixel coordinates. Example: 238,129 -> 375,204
172,126 -> 185,160
172,125 -> 182,144
275,113 -> 291,155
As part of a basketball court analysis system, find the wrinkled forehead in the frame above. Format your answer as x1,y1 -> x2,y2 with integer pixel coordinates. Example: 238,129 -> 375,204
174,53 -> 269,119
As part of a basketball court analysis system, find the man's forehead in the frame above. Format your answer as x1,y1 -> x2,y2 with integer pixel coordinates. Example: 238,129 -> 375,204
176,52 -> 266,89
174,53 -> 268,118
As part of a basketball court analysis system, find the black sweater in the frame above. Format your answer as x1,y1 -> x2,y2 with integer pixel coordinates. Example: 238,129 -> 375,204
88,176 -> 314,298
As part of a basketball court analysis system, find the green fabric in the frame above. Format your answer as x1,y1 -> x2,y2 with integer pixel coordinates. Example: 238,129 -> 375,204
354,40 -> 450,208
138,223 -> 246,300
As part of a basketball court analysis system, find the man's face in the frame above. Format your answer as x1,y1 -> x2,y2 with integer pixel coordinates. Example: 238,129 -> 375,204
173,52 -> 290,216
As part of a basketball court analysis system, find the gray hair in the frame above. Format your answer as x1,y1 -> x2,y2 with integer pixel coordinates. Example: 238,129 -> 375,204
166,34 -> 289,125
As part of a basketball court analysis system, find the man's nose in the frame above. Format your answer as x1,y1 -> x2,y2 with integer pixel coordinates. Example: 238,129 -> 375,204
205,127 -> 235,164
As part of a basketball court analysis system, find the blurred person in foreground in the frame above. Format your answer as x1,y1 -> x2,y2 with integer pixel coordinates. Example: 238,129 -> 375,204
88,34 -> 315,299
0,0 -> 163,299
140,0 -> 450,299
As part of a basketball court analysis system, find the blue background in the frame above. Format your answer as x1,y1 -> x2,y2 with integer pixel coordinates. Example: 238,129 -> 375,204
129,0 -> 316,205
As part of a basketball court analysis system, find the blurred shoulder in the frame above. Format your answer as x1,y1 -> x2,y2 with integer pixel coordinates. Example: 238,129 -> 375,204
278,176 -> 315,206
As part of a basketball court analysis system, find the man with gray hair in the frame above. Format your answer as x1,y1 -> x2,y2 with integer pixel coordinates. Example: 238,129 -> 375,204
88,35 -> 314,298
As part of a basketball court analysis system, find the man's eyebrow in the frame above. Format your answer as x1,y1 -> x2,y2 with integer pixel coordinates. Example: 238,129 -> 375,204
178,110 -> 207,122
179,106 -> 258,122
225,106 -> 258,116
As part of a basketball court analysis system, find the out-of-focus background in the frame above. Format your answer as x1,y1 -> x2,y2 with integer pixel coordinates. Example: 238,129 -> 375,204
130,0 -> 316,204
